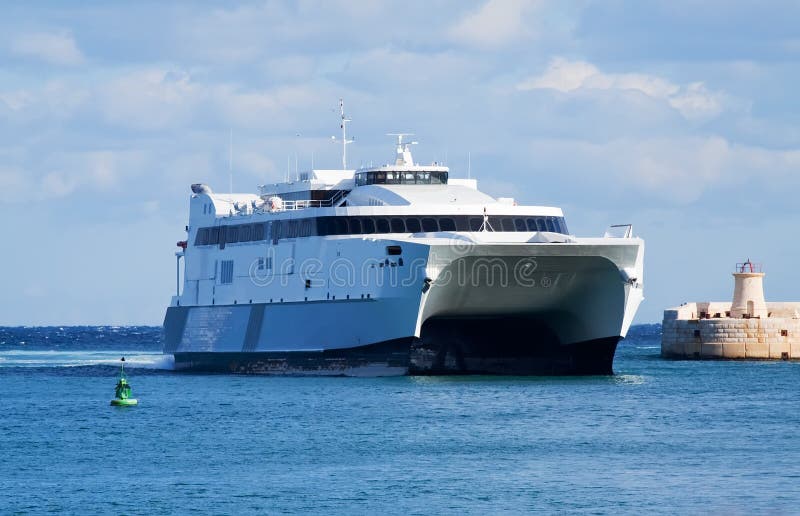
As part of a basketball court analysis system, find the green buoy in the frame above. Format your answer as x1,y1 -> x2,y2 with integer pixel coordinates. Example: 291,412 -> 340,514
110,357 -> 138,407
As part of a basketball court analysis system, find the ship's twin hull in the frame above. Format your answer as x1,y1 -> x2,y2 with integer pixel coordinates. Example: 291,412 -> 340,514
171,335 -> 621,376
164,241 -> 642,376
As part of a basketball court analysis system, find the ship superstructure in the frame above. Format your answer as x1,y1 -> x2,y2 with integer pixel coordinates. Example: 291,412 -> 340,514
163,105 -> 644,375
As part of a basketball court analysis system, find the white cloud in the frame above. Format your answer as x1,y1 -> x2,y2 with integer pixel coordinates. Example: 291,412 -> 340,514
518,57 -> 726,120
0,167 -> 33,203
523,136 -> 800,204
11,31 -> 85,66
449,0 -> 541,48
0,90 -> 35,111
668,82 -> 724,120
41,170 -> 77,198
99,68 -> 197,130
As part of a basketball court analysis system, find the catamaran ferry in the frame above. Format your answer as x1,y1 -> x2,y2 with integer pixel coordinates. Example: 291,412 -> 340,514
163,102 -> 644,375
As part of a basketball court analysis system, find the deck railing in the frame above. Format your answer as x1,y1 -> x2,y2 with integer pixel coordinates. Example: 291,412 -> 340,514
603,224 -> 633,238
262,190 -> 347,211
735,261 -> 763,273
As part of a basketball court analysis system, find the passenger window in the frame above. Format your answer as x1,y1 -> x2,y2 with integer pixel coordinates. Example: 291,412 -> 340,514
362,218 -> 376,234
453,216 -> 469,231
536,218 -> 547,232
514,218 -> 526,231
376,218 -> 390,233
288,221 -> 299,238
468,217 -> 483,231
349,218 -> 362,234
386,245 -> 402,255
223,226 -> 236,244
390,218 -> 405,233
405,218 -> 421,233
526,218 -> 537,231
439,218 -> 456,231
316,218 -> 330,236
253,223 -> 265,241
219,226 -> 227,248
545,217 -> 556,232
421,217 -> 438,232
501,218 -> 514,232
334,218 -> 348,235
558,218 -> 569,234
240,225 -> 252,242
300,219 -> 311,237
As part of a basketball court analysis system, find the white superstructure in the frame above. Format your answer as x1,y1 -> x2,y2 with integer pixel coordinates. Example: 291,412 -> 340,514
163,108 -> 644,375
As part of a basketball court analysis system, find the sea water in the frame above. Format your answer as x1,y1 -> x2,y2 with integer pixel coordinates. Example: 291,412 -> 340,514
1,325 -> 798,514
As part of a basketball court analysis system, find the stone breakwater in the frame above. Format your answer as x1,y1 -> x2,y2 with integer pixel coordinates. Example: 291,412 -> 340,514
662,302 -> 800,360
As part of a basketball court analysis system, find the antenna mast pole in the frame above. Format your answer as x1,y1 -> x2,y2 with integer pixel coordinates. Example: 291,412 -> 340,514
229,129 -> 233,194
332,98 -> 354,169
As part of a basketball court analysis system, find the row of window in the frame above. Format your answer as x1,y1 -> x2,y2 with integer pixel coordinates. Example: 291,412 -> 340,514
194,215 -> 569,246
355,170 -> 448,186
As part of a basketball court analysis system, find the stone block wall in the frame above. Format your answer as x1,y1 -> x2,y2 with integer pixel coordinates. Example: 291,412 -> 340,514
662,303 -> 800,360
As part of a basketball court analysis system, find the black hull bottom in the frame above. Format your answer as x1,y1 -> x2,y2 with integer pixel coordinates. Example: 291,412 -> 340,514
173,318 -> 620,376
410,317 -> 620,375
174,338 -> 413,375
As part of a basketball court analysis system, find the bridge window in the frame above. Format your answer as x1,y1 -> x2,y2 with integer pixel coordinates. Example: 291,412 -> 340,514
355,170 -> 449,186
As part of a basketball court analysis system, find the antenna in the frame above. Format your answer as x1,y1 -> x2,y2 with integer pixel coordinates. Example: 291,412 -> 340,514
331,98 -> 354,169
229,129 -> 233,194
295,132 -> 301,181
387,133 -> 417,166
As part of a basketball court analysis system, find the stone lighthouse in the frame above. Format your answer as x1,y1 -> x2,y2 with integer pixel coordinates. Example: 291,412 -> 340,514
662,259 -> 800,360
730,260 -> 767,318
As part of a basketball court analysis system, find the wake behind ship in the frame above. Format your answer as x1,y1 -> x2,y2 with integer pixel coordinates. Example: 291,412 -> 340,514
163,104 -> 644,375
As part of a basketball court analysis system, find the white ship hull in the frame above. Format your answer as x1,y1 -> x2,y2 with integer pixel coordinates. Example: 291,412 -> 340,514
164,235 -> 643,375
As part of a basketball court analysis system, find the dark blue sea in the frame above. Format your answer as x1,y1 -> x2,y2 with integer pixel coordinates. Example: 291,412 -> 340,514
1,325 -> 798,514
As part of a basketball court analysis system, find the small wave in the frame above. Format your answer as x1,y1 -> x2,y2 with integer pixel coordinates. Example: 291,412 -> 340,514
614,374 -> 646,385
0,350 -> 174,370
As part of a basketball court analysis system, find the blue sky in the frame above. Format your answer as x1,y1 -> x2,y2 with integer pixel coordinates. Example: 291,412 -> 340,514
1,0 -> 799,325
